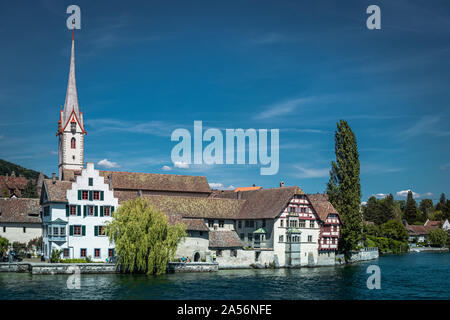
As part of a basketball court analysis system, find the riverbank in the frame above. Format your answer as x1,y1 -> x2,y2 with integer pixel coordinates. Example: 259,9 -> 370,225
409,246 -> 449,253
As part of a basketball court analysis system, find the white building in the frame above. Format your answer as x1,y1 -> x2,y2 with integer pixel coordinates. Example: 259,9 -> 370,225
41,163 -> 118,261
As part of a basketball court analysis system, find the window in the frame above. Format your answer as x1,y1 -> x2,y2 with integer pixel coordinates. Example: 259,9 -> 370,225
216,250 -> 222,257
279,235 -> 283,243
240,233 -> 245,240
2,227 -> 5,232
74,225 -> 81,236
262,219 -> 266,227
332,238 -> 336,244
98,226 -> 106,236
208,220 -> 214,228
299,220 -> 306,228
70,205 -> 76,216
230,249 -> 237,257
63,249 -> 70,258
238,221 -> 242,228
71,137 -> 76,149
23,227 -> 26,233
301,207 -> 306,213
88,206 -> 94,216
280,219 -> 284,227
249,220 -> 254,228
310,221 -> 315,228
60,227 -> 66,236
199,231 -> 204,236
71,122 -> 76,132
245,220 -> 250,228
219,220 -> 224,228
94,249 -> 100,258
289,206 -> 296,213
308,235 -> 313,242
104,206 -> 110,216
88,178 -> 93,186
248,234 -> 253,242
108,249 -> 115,258
93,191 -> 99,200
82,190 -> 88,200
53,227 -> 58,235
80,248 -> 87,258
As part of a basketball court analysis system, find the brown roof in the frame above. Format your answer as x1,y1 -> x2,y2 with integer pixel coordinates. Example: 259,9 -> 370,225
0,175 -> 28,197
99,171 -> 211,194
42,179 -> 72,203
406,224 -> 428,236
181,218 -> 209,231
0,198 -> 41,223
306,193 -> 340,222
143,195 -> 245,219
233,186 -> 305,219
209,230 -> 243,248
61,169 -> 81,182
424,220 -> 441,230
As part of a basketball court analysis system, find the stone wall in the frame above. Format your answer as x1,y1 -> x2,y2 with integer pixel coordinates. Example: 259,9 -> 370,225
167,262 -> 218,273
215,249 -> 276,269
0,262 -> 117,274
349,248 -> 379,263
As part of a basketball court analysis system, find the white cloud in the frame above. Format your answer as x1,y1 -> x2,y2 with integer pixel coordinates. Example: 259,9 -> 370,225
374,193 -> 388,199
361,201 -> 368,206
293,165 -> 329,178
421,192 -> 433,197
396,189 -> 420,199
161,165 -> 172,171
174,161 -> 190,169
209,183 -> 235,190
254,97 -> 317,120
97,158 -> 120,169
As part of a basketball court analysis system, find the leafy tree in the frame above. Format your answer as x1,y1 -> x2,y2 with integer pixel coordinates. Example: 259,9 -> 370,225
427,229 -> 447,247
419,199 -> 434,221
326,120 -> 362,254
0,236 -> 9,257
377,194 -> 397,224
106,197 -> 186,275
12,242 -> 27,258
22,179 -> 38,198
363,196 -> 379,223
435,193 -> 446,212
380,220 -> 408,242
404,191 -> 419,224
429,210 -> 445,221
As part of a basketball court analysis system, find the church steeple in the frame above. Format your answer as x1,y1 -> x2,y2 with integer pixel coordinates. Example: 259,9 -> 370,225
58,28 -> 86,180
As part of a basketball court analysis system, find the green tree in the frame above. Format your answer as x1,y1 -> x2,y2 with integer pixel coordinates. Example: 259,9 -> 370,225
22,179 -> 38,198
106,197 -> 186,275
419,199 -> 434,221
435,193 -> 446,212
0,236 -> 9,257
380,220 -> 408,242
404,191 -> 419,224
377,194 -> 397,225
363,197 -> 379,223
427,229 -> 447,247
326,120 -> 362,253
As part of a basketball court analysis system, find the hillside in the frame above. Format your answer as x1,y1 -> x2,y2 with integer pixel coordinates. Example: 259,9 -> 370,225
0,158 -> 46,180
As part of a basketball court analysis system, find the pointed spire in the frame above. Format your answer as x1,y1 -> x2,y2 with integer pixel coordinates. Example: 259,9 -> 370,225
62,27 -> 83,129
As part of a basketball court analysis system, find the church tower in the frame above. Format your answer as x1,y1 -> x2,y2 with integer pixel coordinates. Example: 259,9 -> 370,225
57,29 -> 86,180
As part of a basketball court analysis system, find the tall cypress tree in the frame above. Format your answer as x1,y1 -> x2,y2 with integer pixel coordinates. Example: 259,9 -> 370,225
326,120 -> 362,253
404,191 -> 418,224
378,194 -> 396,224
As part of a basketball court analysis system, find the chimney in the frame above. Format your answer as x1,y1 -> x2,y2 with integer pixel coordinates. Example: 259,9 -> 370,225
237,191 -> 242,199
11,171 -> 15,178
52,173 -> 56,184
252,184 -> 255,187
280,181 -> 285,188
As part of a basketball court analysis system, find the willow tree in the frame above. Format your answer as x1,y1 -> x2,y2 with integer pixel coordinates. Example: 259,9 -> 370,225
326,120 -> 363,254
106,197 -> 186,275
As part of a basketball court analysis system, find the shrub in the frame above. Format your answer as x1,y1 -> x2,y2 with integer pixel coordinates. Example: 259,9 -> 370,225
428,229 -> 447,247
50,249 -> 63,263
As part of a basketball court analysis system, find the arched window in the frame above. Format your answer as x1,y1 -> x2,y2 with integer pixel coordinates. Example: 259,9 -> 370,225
71,137 -> 76,149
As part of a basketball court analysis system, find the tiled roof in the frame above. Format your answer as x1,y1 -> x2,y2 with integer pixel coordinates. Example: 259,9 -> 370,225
306,193 -> 340,222
0,198 -> 41,223
0,175 -> 28,197
181,218 -> 209,231
99,171 -> 211,194
143,195 -> 245,219
424,220 -> 441,230
405,224 -> 428,236
209,230 -> 243,248
234,186 -> 262,192
233,186 -> 305,219
42,179 -> 72,203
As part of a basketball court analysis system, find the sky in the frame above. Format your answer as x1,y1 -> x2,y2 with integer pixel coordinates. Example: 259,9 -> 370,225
0,0 -> 449,202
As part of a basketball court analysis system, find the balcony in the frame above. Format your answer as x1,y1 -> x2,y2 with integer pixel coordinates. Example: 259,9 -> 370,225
48,234 -> 67,242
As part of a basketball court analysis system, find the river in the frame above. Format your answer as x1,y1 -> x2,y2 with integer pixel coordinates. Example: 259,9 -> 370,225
0,252 -> 448,300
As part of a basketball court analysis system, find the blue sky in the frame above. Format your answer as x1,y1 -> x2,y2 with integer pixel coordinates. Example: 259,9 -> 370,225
0,0 -> 449,202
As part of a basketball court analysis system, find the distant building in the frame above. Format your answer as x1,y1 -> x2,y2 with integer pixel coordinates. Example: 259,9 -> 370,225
404,219 -> 444,243
0,172 -> 27,198
0,198 -> 42,244
442,219 -> 450,232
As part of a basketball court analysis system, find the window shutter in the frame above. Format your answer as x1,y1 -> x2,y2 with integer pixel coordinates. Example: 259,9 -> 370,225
89,191 -> 93,201
83,205 -> 87,217
94,226 -> 98,236
100,191 -> 104,201
78,190 -> 82,200
69,225 -> 74,236
66,205 -> 69,217
82,225 -> 86,236
94,206 -> 98,216
77,205 -> 81,216
111,206 -> 115,213
100,206 -> 104,217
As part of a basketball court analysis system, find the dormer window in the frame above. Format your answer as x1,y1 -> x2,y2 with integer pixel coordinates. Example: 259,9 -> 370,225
71,122 -> 76,132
